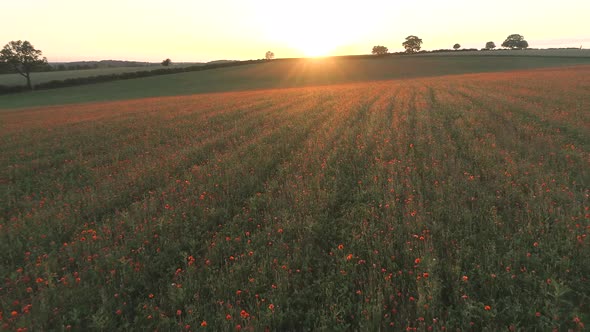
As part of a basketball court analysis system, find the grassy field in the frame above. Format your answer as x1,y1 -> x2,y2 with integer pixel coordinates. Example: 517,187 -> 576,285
0,64 -> 201,87
0,50 -> 587,88
1,55 -> 590,110
1,66 -> 588,330
0,66 -> 160,87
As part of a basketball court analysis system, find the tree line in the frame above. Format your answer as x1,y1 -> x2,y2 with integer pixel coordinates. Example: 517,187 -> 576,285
372,34 -> 530,55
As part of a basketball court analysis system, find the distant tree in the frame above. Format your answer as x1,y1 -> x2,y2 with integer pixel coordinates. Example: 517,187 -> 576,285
0,40 -> 47,90
453,43 -> 461,50
265,51 -> 275,60
161,58 -> 172,66
0,61 -> 9,74
485,41 -> 496,50
501,34 -> 529,49
371,45 -> 389,55
517,40 -> 529,49
402,36 -> 423,53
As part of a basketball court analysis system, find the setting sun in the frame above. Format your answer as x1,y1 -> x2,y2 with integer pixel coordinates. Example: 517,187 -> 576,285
297,39 -> 334,57
285,32 -> 339,57
258,0 -> 370,57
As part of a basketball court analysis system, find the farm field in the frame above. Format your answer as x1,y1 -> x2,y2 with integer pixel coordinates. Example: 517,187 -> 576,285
1,66 -> 589,330
2,56 -> 590,110
0,64 -> 199,87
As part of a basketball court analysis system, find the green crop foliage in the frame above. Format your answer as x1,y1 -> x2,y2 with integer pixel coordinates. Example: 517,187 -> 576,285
1,66 -> 589,331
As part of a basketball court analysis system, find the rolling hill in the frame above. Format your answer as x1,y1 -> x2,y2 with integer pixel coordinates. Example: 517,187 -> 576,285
1,55 -> 590,110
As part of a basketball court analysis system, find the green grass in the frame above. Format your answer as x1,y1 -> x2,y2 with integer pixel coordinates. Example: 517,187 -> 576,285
1,67 -> 588,330
0,65 -> 195,87
1,55 -> 590,110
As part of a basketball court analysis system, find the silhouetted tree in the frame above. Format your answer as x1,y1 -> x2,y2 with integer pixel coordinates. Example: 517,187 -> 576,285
402,36 -> 423,53
502,34 -> 528,49
265,51 -> 275,60
161,58 -> 172,66
0,61 -> 10,74
371,45 -> 388,55
0,40 -> 47,90
485,41 -> 496,50
453,43 -> 461,50
517,40 -> 529,49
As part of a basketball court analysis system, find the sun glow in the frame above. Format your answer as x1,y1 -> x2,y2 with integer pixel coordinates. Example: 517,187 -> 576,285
298,40 -> 335,57
259,1 -> 370,57
286,30 -> 340,57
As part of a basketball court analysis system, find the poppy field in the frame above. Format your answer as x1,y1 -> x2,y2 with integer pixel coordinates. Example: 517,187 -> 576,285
1,66 -> 589,330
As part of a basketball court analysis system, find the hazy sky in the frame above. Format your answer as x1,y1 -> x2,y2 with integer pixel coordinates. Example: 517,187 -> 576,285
1,0 -> 589,62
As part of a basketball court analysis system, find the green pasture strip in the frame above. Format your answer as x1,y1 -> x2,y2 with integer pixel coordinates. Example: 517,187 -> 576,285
0,66 -> 167,87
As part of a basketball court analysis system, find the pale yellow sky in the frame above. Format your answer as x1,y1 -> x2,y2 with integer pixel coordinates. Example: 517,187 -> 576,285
1,0 -> 589,62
